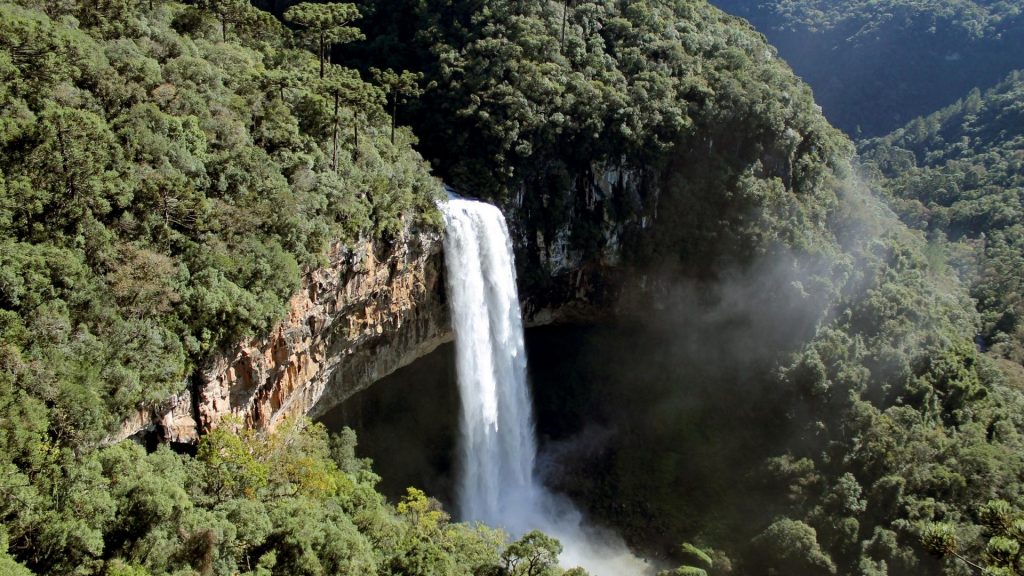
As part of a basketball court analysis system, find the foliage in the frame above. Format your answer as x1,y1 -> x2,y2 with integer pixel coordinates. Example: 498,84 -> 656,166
221,4 -> 1024,576
2,414 -> 559,575
0,0 -> 441,448
710,0 -> 1024,136
850,72 -> 1024,575
751,518 -> 837,575
371,67 -> 423,144
532,179 -> 1024,574
501,530 -> 562,576
337,0 -> 851,296
719,0 -> 1021,40
860,71 -> 1024,362
0,2 -> 444,573
4,3 -> 1024,576
659,542 -> 714,576
921,499 -> 1024,574
196,0 -> 261,41
284,2 -> 363,78
319,2 -> 1024,576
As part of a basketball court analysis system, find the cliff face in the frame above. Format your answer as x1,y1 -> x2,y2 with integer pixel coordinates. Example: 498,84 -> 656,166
116,230 -> 450,444
512,161 -> 657,325
195,231 -> 452,436
117,166 -> 656,444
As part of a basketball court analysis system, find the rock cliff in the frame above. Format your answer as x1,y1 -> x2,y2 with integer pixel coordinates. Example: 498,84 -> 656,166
116,165 -> 655,444
115,229 -> 450,444
197,231 -> 452,436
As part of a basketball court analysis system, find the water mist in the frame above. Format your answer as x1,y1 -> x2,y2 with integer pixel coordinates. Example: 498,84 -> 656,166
441,196 -> 653,576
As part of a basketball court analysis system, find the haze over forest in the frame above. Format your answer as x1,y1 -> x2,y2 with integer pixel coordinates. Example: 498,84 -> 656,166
1,1 -> 1023,575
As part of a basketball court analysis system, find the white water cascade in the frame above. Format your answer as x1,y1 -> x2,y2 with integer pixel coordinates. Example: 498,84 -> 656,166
441,196 -> 537,524
441,196 -> 653,576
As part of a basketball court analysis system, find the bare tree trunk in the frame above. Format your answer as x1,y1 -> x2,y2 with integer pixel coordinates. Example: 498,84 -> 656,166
391,97 -> 397,145
319,33 -> 325,78
332,92 -> 339,170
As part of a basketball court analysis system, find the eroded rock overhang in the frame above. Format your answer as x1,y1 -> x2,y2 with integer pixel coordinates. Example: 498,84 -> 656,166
114,164 -> 653,445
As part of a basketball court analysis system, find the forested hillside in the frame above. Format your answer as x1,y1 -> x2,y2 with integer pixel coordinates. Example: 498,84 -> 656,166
861,71 -> 1024,364
337,0 -> 852,283
710,0 -> 1024,136
0,2 -> 489,574
0,0 -> 439,442
332,1 -> 1024,574
2,1 -> 1024,576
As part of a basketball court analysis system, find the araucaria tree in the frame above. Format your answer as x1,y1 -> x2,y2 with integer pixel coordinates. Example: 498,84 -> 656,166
284,2 -> 364,78
197,0 -> 256,41
319,66 -> 380,169
371,67 -> 423,145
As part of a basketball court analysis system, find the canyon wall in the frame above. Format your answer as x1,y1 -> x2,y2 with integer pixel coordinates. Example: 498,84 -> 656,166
115,230 -> 450,444
116,165 -> 655,444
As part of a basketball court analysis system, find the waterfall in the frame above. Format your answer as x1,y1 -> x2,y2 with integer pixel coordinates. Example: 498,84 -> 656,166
441,197 -> 537,526
441,195 -> 652,576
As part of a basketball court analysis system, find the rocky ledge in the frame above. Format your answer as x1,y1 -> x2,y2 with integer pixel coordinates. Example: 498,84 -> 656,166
114,229 -> 451,444
114,165 -> 653,444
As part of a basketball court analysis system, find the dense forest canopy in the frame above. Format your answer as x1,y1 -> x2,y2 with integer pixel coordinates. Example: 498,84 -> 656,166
333,0 -> 853,286
1,1 -> 1024,576
0,1 -> 474,574
335,1 -> 1024,574
709,0 -> 1024,136
0,0 -> 440,441
861,71 -> 1024,365
732,0 -> 1021,37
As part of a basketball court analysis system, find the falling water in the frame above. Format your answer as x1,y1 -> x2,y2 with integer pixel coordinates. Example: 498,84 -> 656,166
441,196 -> 537,525
441,196 -> 654,576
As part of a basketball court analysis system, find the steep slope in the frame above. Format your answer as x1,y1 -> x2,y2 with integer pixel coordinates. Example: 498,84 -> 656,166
710,0 -> 1024,137
0,0 -> 441,445
344,0 -> 850,296
3,1 -> 1024,576
337,1 -> 1024,574
860,71 -> 1024,362
0,2 -> 473,574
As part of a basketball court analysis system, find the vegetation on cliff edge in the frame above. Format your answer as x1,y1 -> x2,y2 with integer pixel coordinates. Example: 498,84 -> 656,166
3,1 -> 1024,576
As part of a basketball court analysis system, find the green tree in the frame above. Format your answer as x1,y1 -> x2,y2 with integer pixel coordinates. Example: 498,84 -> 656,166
750,519 -> 836,575
26,104 -> 128,251
197,0 -> 257,41
319,66 -> 378,170
501,530 -> 562,576
262,68 -> 301,102
0,4 -> 444,574
0,527 -> 35,576
196,417 -> 269,501
371,68 -> 423,145
284,2 -> 364,79
921,522 -> 987,572
659,543 -> 714,576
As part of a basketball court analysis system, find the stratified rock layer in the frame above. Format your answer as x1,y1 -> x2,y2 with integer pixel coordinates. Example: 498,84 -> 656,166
198,231 -> 451,437
115,230 -> 450,444
116,165 -> 654,444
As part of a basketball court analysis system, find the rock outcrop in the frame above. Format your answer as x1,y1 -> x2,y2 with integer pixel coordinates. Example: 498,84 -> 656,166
512,161 -> 657,324
117,229 -> 450,444
195,230 -> 451,438
115,165 -> 656,444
